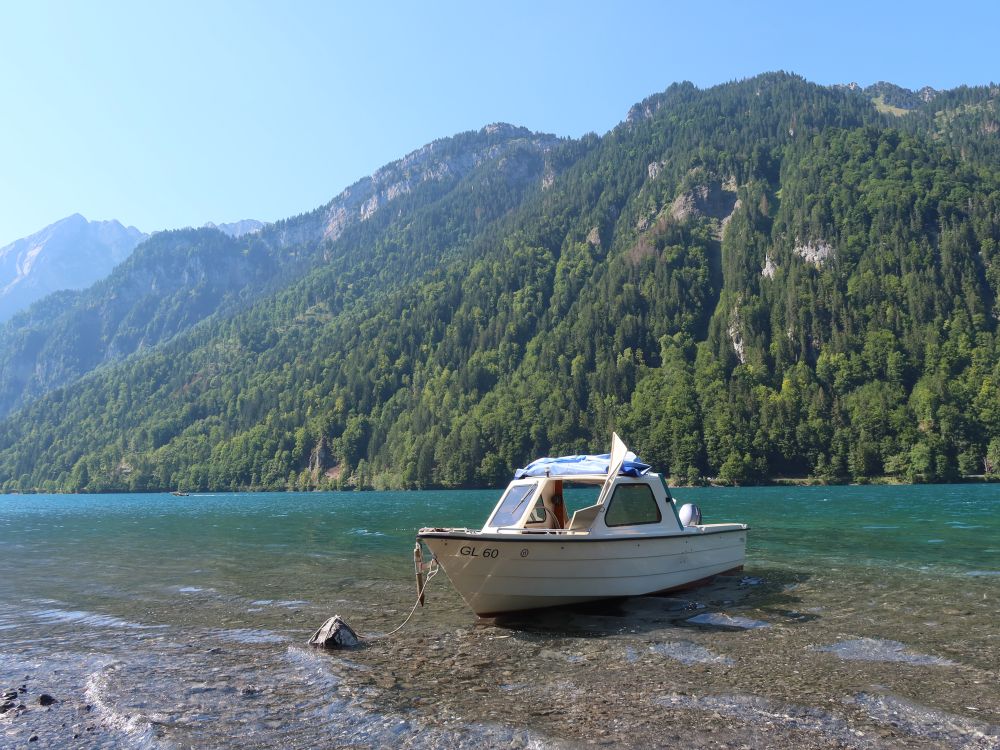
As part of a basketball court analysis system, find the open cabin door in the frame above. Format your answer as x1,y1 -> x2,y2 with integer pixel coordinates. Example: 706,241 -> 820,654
596,432 -> 628,506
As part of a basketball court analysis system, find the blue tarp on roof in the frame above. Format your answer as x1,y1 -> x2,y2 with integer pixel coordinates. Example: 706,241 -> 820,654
514,452 -> 651,479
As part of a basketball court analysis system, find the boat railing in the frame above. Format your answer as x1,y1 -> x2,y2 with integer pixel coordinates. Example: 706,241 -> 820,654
493,526 -> 584,535
418,527 -> 478,534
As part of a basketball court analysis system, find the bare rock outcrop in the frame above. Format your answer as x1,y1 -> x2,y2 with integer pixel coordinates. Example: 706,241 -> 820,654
669,178 -> 738,223
309,438 -> 331,481
762,254 -> 778,279
794,241 -> 834,267
728,307 -> 747,365
268,124 -> 560,248
720,198 -> 742,238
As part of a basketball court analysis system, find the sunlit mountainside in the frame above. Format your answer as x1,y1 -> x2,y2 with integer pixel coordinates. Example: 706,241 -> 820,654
1,74 -> 998,492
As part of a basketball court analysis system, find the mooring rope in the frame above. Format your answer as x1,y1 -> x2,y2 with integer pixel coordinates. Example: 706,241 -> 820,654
363,558 -> 440,640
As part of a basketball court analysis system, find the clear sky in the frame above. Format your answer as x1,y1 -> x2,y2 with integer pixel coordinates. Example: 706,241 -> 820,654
1,0 -> 997,246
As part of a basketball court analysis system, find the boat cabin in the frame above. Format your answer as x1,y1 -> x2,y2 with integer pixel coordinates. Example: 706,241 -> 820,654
481,472 -> 697,537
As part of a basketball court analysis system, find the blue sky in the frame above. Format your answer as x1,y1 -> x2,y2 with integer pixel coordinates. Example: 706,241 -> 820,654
1,0 -> 997,246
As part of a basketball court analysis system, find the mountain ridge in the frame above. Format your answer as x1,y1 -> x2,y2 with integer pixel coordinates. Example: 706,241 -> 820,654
201,219 -> 267,237
0,72 -> 998,492
0,124 -> 559,420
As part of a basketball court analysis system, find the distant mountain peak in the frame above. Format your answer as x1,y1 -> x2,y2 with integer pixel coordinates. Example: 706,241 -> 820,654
481,122 -> 524,136
0,215 -> 148,322
917,85 -> 938,103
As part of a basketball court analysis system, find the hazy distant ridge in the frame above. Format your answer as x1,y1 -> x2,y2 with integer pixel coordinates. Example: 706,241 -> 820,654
0,214 -> 147,322
0,217 -> 268,323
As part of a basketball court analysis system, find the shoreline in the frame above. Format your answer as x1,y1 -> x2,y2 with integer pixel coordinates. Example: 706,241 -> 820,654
2,474 -> 998,495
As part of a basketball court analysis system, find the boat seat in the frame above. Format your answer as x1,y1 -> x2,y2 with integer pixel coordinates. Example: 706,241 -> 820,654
567,504 -> 601,531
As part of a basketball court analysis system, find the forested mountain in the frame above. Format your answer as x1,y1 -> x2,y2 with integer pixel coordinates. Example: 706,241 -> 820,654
0,124 -> 556,419
1,73 -> 998,492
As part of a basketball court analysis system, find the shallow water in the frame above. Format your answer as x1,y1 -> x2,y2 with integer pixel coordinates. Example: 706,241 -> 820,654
0,485 -> 997,748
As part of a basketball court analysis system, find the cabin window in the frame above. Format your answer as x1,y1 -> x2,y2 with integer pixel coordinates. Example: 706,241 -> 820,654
526,499 -> 548,524
488,483 -> 537,527
604,483 -> 661,527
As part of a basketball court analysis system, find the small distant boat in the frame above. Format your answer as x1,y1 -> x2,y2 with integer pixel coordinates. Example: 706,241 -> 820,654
417,433 -> 748,617
171,490 -> 189,497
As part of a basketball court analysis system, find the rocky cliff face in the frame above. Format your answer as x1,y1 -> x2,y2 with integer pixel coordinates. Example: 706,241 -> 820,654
0,215 -> 147,322
264,123 -> 560,248
202,219 -> 266,237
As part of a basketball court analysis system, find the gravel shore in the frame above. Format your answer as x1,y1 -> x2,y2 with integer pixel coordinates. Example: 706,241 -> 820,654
339,569 -> 999,749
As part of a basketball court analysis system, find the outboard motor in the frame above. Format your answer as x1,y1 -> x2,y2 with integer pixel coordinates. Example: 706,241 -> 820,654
678,503 -> 702,527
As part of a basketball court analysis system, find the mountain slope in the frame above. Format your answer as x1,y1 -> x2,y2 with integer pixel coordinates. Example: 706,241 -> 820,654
0,73 -> 998,492
0,124 -> 558,419
0,214 -> 147,323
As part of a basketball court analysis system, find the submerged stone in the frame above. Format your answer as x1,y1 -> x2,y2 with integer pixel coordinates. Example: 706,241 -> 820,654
853,692 -> 999,745
686,612 -> 770,629
657,693 -> 868,749
649,641 -> 734,665
811,638 -> 954,665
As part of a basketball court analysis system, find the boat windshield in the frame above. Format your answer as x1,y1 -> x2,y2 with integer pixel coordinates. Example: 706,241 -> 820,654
488,483 -> 537,527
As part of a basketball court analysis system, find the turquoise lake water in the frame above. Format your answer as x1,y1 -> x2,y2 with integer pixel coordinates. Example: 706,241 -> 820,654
1,485 -> 997,748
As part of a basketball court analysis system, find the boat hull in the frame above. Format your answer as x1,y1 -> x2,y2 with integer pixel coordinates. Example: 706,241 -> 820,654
418,527 -> 747,617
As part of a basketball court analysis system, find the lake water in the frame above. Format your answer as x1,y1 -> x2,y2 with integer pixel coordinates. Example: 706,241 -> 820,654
1,485 -> 997,748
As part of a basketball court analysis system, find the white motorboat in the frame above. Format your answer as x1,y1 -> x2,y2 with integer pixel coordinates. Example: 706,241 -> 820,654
416,434 -> 748,617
